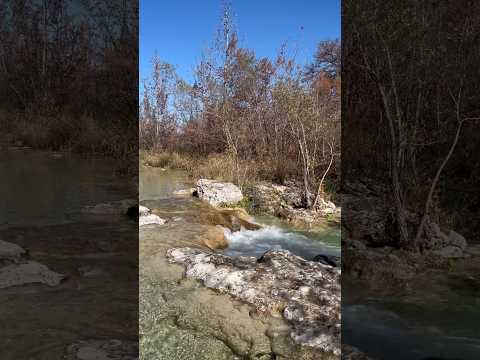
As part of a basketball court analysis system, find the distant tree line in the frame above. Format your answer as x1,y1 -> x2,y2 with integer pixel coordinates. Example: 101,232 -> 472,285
0,0 -> 138,157
140,6 -> 340,208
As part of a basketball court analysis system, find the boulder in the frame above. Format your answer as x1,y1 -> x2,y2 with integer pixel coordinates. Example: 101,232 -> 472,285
432,246 -> 464,259
139,205 -> 151,216
0,261 -> 64,288
167,247 -> 340,356
0,240 -> 64,288
0,239 -> 26,263
196,179 -> 243,206
446,230 -> 467,250
196,225 -> 229,250
138,205 -> 166,226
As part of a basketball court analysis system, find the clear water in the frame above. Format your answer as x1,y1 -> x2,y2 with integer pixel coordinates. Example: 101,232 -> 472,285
343,261 -> 480,360
0,148 -> 137,359
0,148 -> 132,227
140,166 -> 341,261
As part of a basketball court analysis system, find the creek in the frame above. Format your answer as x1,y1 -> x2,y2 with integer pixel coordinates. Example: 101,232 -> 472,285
0,147 -> 137,359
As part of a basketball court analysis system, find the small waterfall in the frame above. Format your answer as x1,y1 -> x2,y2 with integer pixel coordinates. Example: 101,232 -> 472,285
222,224 -> 339,260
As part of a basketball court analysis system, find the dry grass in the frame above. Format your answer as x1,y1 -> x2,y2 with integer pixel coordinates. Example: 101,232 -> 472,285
141,151 -> 295,188
142,151 -> 194,170
1,110 -> 135,159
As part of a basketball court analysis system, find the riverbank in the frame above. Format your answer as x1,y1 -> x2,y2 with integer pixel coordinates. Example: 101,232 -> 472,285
140,151 -> 340,229
139,164 -> 341,359
0,146 -> 138,359
341,177 -> 480,359
0,112 -> 137,165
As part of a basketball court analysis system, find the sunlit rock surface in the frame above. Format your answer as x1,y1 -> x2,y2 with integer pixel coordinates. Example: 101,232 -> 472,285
139,205 -> 166,226
167,247 -> 340,357
196,179 -> 243,206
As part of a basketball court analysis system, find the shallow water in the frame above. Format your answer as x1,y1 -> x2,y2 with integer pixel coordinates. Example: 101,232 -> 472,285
139,166 -> 337,359
0,148 -> 137,359
140,165 -> 340,260
0,148 -> 131,227
343,261 -> 480,360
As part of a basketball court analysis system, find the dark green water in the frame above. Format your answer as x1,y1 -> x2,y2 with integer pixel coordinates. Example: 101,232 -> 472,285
343,259 -> 480,359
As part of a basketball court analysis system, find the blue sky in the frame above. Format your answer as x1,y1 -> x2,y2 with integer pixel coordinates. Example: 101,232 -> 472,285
140,1 -> 340,85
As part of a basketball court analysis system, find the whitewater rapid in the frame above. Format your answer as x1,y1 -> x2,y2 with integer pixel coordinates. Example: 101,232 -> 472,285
222,225 -> 339,260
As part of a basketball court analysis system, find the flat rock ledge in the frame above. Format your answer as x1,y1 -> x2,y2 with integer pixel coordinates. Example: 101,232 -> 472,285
166,247 -> 340,357
0,240 -> 64,288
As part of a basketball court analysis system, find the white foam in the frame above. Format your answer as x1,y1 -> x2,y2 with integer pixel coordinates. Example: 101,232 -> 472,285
223,225 -> 337,259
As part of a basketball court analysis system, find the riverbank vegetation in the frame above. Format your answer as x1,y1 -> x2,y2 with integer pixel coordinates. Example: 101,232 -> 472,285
139,5 -> 340,208
344,0 -> 480,250
0,0 -> 138,159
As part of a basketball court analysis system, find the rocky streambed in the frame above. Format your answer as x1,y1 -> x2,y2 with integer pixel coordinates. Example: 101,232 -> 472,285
139,166 -> 341,359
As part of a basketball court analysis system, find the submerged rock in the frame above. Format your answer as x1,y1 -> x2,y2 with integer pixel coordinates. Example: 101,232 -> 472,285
196,179 -> 243,206
64,339 -> 138,360
195,225 -> 229,250
197,207 -> 261,233
82,199 -> 137,216
166,247 -> 340,357
313,254 -> 340,267
173,188 -> 196,196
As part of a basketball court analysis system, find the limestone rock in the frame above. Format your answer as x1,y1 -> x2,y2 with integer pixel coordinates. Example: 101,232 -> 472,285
139,205 -> 151,216
196,225 -> 229,250
432,246 -> 464,259
0,261 -> 64,288
139,214 -> 165,226
167,247 -> 340,356
446,230 -> 467,250
0,239 -> 26,262
196,179 -> 243,206
138,205 -> 166,226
